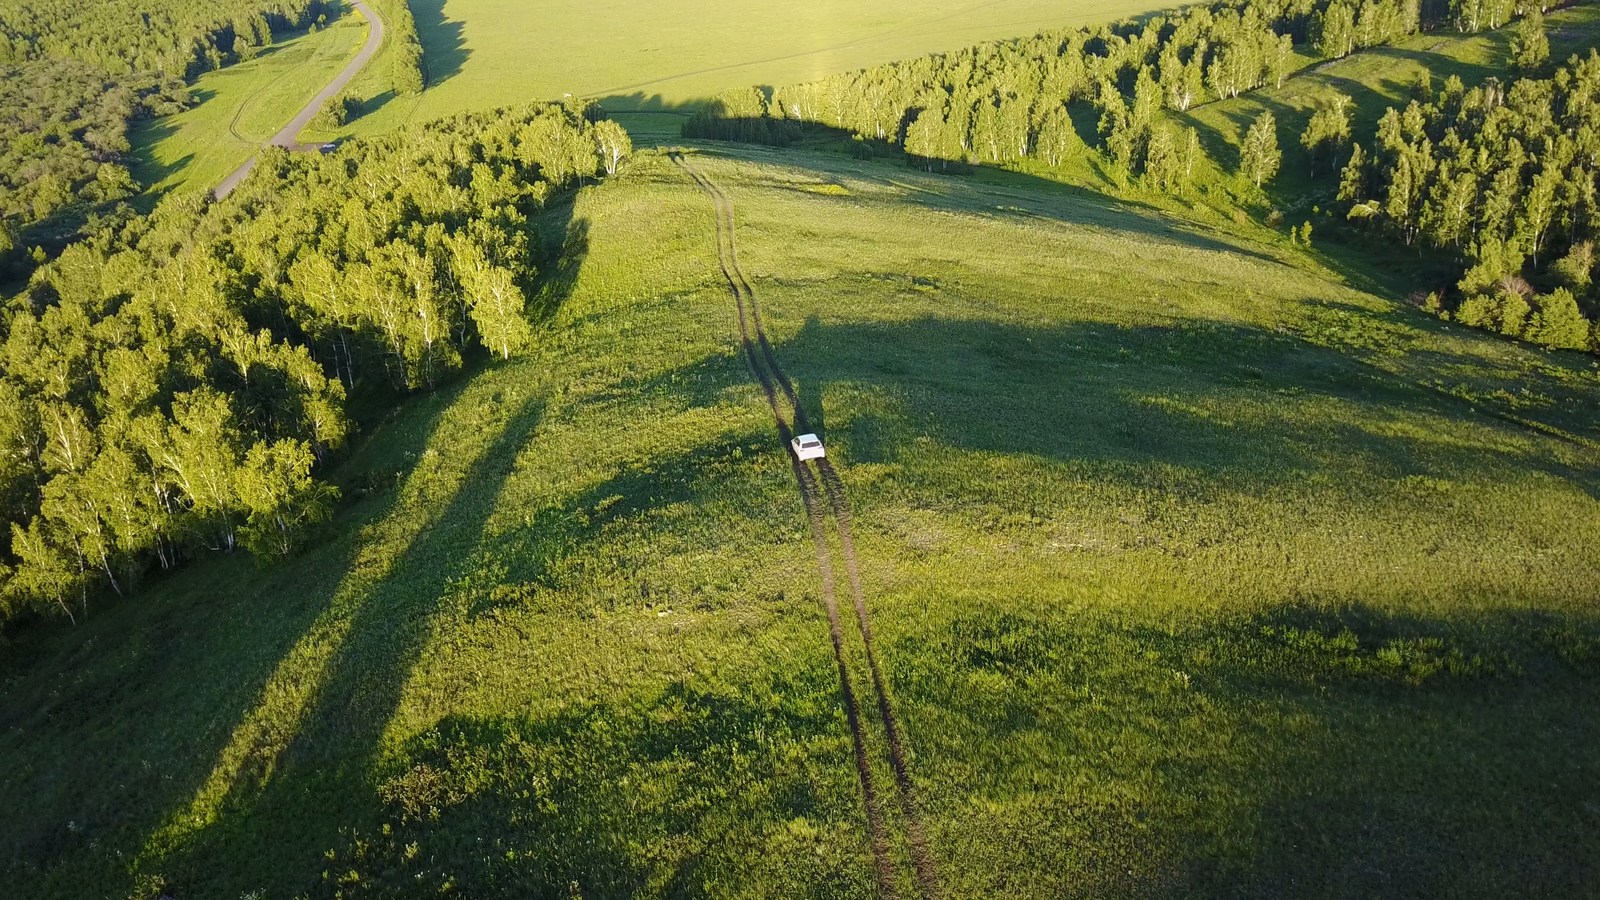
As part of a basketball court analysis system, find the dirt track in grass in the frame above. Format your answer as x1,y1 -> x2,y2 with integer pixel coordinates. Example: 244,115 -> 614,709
672,151 -> 940,898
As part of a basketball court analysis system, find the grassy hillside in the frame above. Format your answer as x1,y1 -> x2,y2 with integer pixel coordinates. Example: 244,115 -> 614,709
131,7 -> 371,197
320,0 -> 1181,141
4,144 -> 1599,897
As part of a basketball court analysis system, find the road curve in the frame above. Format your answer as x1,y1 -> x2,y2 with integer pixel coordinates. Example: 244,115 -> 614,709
214,0 -> 387,199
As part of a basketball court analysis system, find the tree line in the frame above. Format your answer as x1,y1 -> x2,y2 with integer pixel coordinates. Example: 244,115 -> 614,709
1339,46 -> 1600,351
0,101 -> 632,625
379,0 -> 426,96
687,0 -> 1549,193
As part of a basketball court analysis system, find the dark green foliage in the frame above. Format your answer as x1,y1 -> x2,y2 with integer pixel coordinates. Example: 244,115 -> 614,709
1526,287 -> 1590,349
312,93 -> 360,130
683,89 -> 801,146
0,0 -> 332,277
1300,94 -> 1351,176
1509,7 -> 1550,75
384,0 -> 426,95
0,103 -> 622,623
0,0 -> 329,79
0,58 -> 190,277
1250,622 -> 1514,685
1340,51 -> 1600,352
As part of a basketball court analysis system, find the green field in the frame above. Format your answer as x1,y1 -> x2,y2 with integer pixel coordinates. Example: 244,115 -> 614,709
5,142 -> 1598,897
131,8 -> 370,197
322,0 -> 1180,142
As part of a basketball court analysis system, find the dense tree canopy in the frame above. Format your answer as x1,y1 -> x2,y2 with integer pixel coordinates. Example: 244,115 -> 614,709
1340,51 -> 1600,351
0,0 -> 336,277
0,57 -> 192,279
0,102 -> 629,624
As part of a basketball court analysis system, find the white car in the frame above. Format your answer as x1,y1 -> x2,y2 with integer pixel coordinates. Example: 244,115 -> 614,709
791,433 -> 825,460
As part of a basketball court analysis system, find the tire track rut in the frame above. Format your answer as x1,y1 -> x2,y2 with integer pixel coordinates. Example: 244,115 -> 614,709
672,151 -> 940,898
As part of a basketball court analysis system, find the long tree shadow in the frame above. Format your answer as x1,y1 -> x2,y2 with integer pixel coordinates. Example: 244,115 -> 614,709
0,191 -> 593,895
130,215 -> 596,897
11,310 -> 1593,895
294,592 -> 1600,896
412,0 -> 469,88
143,389 -> 549,895
8,141 -> 1600,897
288,372 -> 1597,896
0,372 -> 484,891
309,677 -> 873,897
888,596 -> 1600,896
630,309 -> 1599,499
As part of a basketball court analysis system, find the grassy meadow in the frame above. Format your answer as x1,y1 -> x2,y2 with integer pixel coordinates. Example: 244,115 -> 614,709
130,7 -> 371,198
318,0 -> 1182,142
4,143 -> 1598,897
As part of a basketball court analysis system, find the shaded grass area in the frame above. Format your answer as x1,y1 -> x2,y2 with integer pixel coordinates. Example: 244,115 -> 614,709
131,8 -> 370,199
2,147 -> 1598,897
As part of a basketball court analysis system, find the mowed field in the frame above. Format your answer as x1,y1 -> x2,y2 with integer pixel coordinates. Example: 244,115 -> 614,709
131,8 -> 371,197
326,0 -> 1181,141
4,144 -> 1598,898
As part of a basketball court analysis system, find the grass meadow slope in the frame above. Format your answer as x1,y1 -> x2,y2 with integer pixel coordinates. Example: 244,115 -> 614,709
131,7 -> 372,198
3,144 -> 1598,898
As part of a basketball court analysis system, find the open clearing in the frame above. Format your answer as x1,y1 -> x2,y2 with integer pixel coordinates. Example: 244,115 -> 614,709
324,0 -> 1181,141
4,143 -> 1598,897
131,8 -> 370,198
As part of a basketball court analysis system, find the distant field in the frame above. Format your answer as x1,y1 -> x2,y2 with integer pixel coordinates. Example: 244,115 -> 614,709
131,9 -> 369,197
6,144 -> 1597,897
324,0 -> 1181,140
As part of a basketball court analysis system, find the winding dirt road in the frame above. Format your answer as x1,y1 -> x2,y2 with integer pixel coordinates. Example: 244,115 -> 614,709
672,152 -> 941,899
214,0 -> 386,199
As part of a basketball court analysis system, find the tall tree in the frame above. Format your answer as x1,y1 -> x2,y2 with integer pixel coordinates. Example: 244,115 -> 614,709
1239,111 -> 1282,187
1509,8 -> 1549,76
594,120 -> 632,176
1301,95 -> 1352,177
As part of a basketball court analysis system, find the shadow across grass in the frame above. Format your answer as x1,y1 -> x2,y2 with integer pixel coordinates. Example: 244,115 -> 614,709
890,599 -> 1600,896
145,392 -> 549,896
5,142 -> 1600,898
0,199 -> 595,897
629,292 -> 1599,499
412,0 -> 469,89
6,299 -> 1599,894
